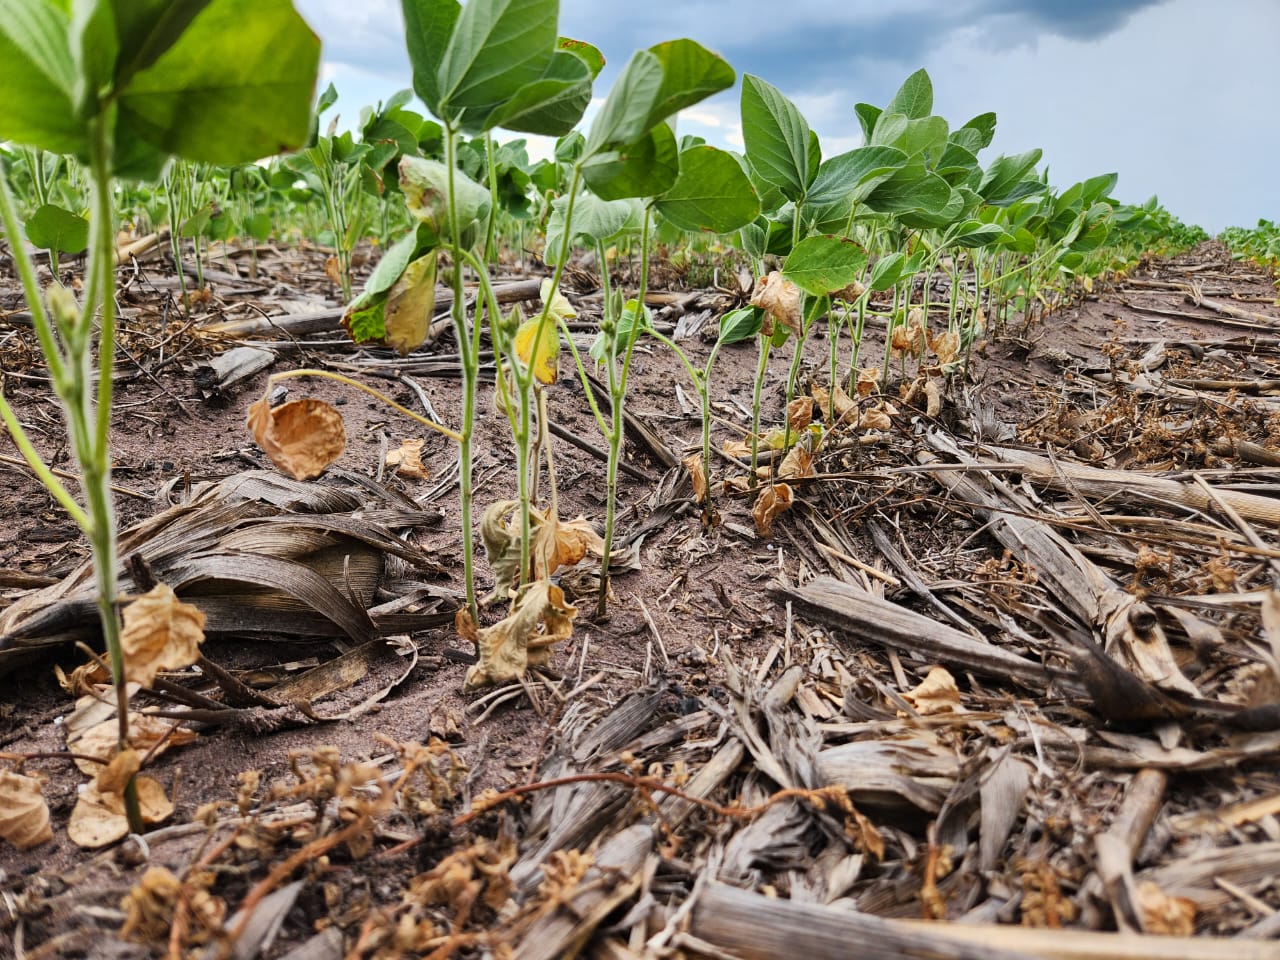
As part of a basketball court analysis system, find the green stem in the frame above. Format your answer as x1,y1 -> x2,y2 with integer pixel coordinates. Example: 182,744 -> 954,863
597,207 -> 651,619
444,124 -> 479,623
483,133 -> 499,265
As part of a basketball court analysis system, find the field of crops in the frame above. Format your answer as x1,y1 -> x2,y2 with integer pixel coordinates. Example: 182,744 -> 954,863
3,2 -> 1280,957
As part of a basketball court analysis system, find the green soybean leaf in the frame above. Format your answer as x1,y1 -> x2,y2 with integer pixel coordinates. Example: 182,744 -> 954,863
741,74 -> 810,202
643,39 -> 734,132
854,102 -> 881,142
948,219 -> 1006,249
581,122 -> 679,200
486,45 -> 594,135
24,204 -> 89,255
560,36 -> 604,77
0,0 -> 82,155
782,235 -> 867,296
653,145 -> 759,234
435,0 -> 556,113
586,49 -> 664,152
117,0 -> 319,166
807,145 -> 905,205
402,0 -> 461,115
868,251 -> 906,292
544,193 -> 641,264
863,164 -> 952,216
884,68 -> 932,120
109,1 -> 209,88
959,111 -> 997,149
979,149 -> 1045,206
718,307 -> 762,345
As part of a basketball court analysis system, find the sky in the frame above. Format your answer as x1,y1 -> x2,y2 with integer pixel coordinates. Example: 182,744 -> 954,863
295,0 -> 1278,233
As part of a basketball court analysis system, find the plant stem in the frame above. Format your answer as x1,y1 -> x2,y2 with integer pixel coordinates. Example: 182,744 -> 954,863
748,333 -> 772,487
443,123 -> 479,622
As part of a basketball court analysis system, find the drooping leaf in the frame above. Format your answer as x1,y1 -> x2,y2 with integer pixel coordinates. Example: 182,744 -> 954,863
383,250 -> 438,356
465,580 -> 576,688
435,0 -> 557,114
782,235 -> 868,297
750,271 -> 802,335
854,102 -> 881,142
487,45 -> 595,135
400,154 -> 491,238
120,583 -> 206,688
585,48 -> 664,151
0,0 -> 82,155
581,122 -> 679,200
741,74 -> 811,201
718,306 -> 762,345
653,145 -> 759,233
24,204 -> 89,254
117,0 -> 320,167
641,38 -> 734,132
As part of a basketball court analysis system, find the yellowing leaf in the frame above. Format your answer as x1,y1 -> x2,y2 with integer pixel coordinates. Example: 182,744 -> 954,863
902,666 -> 962,716
750,271 -> 801,334
752,483 -> 793,537
465,581 -> 577,689
68,775 -> 173,849
539,277 -> 577,321
514,312 -> 561,384
247,396 -> 346,481
121,584 -> 206,688
385,250 -> 438,356
386,438 -> 430,479
0,770 -> 52,850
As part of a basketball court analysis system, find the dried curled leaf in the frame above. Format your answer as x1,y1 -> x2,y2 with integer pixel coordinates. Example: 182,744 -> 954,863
787,397 -> 814,433
903,666 -> 962,716
0,770 -> 52,850
121,583 -> 206,688
855,367 -> 880,398
750,271 -> 801,334
386,438 -> 430,479
811,382 -> 858,424
859,404 -> 893,432
891,310 -> 925,356
120,865 -> 226,945
928,328 -> 961,367
836,278 -> 866,301
684,452 -> 708,503
465,581 -> 577,689
752,483 -> 793,537
70,713 -> 197,775
385,250 -> 438,356
247,396 -> 346,481
97,747 -> 141,795
778,444 -> 814,480
68,775 -> 173,848
924,378 -> 942,418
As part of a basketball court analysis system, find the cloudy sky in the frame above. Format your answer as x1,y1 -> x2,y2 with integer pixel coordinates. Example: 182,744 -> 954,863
295,0 -> 1277,233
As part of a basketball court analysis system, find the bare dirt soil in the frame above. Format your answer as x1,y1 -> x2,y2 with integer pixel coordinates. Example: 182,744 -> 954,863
2,240 -> 1280,958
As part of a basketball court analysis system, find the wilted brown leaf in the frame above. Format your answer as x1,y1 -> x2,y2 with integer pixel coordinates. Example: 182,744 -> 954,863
55,659 -> 110,696
386,437 -> 430,479
855,367 -> 880,398
120,584 -> 206,688
924,378 -> 943,418
903,666 -> 962,716
480,499 -> 523,604
0,770 -> 52,850
97,748 -> 141,795
891,310 -> 925,357
835,279 -> 866,302
787,397 -> 814,433
811,382 -> 858,424
684,452 -> 708,502
68,775 -> 173,848
465,581 -> 577,688
324,256 -> 342,286
859,405 -> 893,432
928,328 -> 961,366
247,396 -> 346,481
752,483 -> 794,537
721,439 -> 753,460
533,512 -> 605,578
70,713 -> 197,775
750,271 -> 801,334
778,444 -> 814,480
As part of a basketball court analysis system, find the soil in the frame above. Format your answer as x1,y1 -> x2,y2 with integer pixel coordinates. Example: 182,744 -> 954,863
2,238 -> 1280,957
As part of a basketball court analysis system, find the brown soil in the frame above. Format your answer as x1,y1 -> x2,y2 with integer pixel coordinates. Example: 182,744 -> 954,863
2,239 -> 1280,957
